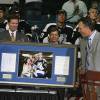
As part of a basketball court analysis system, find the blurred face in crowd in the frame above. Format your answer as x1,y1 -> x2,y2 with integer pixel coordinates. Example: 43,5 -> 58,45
96,14 -> 100,22
0,10 -> 4,19
57,13 -> 66,23
88,8 -> 98,20
78,21 -> 92,37
49,31 -> 59,44
8,19 -> 19,31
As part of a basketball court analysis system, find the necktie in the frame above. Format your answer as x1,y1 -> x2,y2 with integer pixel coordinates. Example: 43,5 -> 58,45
88,38 -> 91,49
85,38 -> 91,68
11,33 -> 15,41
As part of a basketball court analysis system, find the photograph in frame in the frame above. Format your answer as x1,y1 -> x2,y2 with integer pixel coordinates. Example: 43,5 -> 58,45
18,50 -> 53,79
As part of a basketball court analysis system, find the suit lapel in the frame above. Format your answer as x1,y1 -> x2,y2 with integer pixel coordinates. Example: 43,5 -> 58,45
90,31 -> 100,53
6,30 -> 11,40
16,31 -> 25,42
80,38 -> 87,67
16,31 -> 21,41
16,31 -> 18,41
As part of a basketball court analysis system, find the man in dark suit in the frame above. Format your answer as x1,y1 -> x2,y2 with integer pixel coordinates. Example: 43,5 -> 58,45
78,18 -> 100,100
0,15 -> 27,42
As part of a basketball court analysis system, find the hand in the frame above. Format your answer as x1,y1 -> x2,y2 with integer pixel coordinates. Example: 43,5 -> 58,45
78,67 -> 86,75
74,82 -> 80,88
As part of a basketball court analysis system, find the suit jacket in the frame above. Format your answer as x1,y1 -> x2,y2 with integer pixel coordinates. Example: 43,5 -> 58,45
80,31 -> 100,71
0,30 -> 28,42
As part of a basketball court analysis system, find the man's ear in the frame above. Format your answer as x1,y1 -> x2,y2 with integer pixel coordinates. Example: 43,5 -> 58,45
48,34 -> 50,39
48,34 -> 50,42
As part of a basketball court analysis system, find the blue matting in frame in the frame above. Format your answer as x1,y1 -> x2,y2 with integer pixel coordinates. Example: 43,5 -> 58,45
0,42 -> 77,88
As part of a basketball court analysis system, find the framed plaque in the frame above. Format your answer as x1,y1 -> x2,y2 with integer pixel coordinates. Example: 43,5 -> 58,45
0,42 -> 77,88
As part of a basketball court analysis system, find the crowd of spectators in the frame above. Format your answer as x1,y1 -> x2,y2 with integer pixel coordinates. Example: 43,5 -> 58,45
0,0 -> 99,45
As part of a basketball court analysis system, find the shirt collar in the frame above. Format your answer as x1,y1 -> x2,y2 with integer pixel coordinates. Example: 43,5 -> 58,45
9,30 -> 17,37
88,30 -> 97,42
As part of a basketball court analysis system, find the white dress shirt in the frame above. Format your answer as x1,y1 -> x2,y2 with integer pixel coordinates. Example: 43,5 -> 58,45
88,30 -> 97,45
9,30 -> 17,39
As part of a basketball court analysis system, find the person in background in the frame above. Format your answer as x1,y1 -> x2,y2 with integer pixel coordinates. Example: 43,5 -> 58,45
87,7 -> 98,23
87,7 -> 100,32
78,18 -> 100,100
62,0 -> 87,24
41,10 -> 73,44
96,14 -> 100,32
6,10 -> 31,34
0,7 -> 7,30
0,15 -> 28,42
43,25 -> 60,44
91,0 -> 100,13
